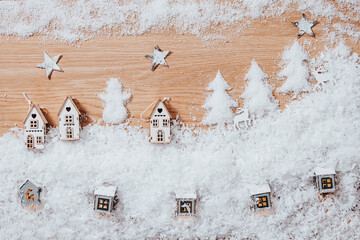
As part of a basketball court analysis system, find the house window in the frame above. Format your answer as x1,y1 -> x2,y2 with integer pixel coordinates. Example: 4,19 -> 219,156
152,119 -> 158,127
256,195 -> 269,209
26,135 -> 34,149
321,177 -> 333,189
157,130 -> 164,142
97,198 -> 110,211
36,136 -> 42,144
65,115 -> 73,124
179,200 -> 193,214
30,120 -> 38,129
66,127 -> 73,139
163,119 -> 169,127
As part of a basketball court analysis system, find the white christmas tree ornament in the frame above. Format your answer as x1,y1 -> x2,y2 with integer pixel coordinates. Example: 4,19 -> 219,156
37,52 -> 63,79
241,60 -> 277,118
145,45 -> 170,71
277,41 -> 311,96
202,70 -> 238,126
99,78 -> 131,124
292,14 -> 318,38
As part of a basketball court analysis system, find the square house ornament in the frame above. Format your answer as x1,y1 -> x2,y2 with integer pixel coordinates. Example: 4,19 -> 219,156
19,180 -> 41,206
94,186 -> 117,214
314,167 -> 336,194
250,184 -> 271,212
176,192 -> 197,217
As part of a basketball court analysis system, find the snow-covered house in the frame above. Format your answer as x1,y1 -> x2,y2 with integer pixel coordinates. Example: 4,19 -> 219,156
250,184 -> 272,212
58,96 -> 81,141
149,100 -> 171,144
176,192 -> 197,217
19,180 -> 41,206
23,105 -> 48,150
314,167 -> 336,194
94,186 -> 117,213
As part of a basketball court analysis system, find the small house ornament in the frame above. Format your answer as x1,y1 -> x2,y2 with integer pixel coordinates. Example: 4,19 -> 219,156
94,186 -> 117,214
314,167 -> 336,194
149,99 -> 171,144
19,180 -> 41,206
23,104 -> 48,150
58,96 -> 81,141
250,184 -> 271,212
176,192 -> 197,217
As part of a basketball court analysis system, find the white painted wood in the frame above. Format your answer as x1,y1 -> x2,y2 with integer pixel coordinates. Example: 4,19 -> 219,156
24,105 -> 47,150
149,100 -> 171,144
58,97 -> 80,141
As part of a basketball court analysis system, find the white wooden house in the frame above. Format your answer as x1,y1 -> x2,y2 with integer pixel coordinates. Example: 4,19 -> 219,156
58,96 -> 81,141
149,100 -> 171,144
314,167 -> 336,194
23,105 -> 48,150
19,180 -> 41,206
175,192 -> 197,217
94,186 -> 117,213
250,183 -> 272,212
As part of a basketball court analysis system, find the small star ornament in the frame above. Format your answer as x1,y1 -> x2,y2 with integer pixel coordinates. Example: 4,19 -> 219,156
145,45 -> 170,71
37,52 -> 63,79
292,14 -> 318,38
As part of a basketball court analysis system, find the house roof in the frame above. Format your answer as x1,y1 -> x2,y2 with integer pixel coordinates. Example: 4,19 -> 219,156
314,167 -> 335,176
19,180 -> 39,190
23,105 -> 48,124
150,99 -> 172,119
57,96 -> 81,116
94,186 -> 117,197
175,191 -> 197,199
249,183 -> 271,195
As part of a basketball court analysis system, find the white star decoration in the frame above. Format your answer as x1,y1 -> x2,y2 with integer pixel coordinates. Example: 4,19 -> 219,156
37,52 -> 63,79
145,45 -> 170,71
292,14 -> 318,38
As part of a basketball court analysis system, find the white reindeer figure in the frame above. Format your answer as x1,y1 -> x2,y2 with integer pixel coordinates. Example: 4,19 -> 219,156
312,66 -> 336,90
234,108 -> 251,130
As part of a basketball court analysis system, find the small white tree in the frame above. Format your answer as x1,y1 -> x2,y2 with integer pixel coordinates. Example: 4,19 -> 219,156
99,78 -> 131,124
202,70 -> 238,126
277,41 -> 311,96
241,60 -> 277,118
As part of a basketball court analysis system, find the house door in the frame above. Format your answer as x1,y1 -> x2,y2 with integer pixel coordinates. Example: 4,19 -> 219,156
157,130 -> 164,142
66,127 -> 73,139
26,135 -> 34,149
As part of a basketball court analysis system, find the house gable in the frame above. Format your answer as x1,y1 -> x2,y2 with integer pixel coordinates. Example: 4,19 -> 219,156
58,96 -> 80,117
23,105 -> 48,126
150,100 -> 171,120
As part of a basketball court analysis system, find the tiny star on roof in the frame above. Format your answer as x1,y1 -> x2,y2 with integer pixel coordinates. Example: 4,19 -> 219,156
145,45 -> 170,71
37,52 -> 63,79
292,14 -> 318,38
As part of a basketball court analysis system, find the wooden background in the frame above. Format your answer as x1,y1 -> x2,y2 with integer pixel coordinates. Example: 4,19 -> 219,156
0,12 -> 359,135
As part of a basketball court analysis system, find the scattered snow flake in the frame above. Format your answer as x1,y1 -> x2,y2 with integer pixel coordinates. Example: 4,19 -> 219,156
99,78 -> 131,124
292,14 -> 318,38
202,70 -> 238,126
145,45 -> 170,71
36,52 -> 63,79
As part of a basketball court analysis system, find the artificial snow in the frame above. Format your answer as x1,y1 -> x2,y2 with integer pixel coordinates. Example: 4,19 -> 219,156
277,41 -> 312,96
0,0 -> 359,42
241,60 -> 277,118
0,43 -> 359,238
202,70 -> 238,126
98,78 -> 131,124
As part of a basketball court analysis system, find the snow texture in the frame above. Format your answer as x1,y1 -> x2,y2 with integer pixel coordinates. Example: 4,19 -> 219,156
202,70 -> 238,126
99,78 -> 131,124
278,41 -> 312,96
0,0 -> 359,42
241,60 -> 278,118
1,43 -> 359,239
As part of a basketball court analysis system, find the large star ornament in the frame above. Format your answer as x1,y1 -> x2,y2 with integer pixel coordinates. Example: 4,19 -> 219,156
145,45 -> 170,71
292,14 -> 318,38
37,52 -> 63,79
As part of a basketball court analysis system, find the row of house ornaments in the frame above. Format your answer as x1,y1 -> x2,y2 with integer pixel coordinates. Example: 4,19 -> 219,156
24,98 -> 172,149
18,169 -> 336,214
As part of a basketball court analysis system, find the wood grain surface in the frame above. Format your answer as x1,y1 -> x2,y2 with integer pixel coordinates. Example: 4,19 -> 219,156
0,13 -> 359,135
